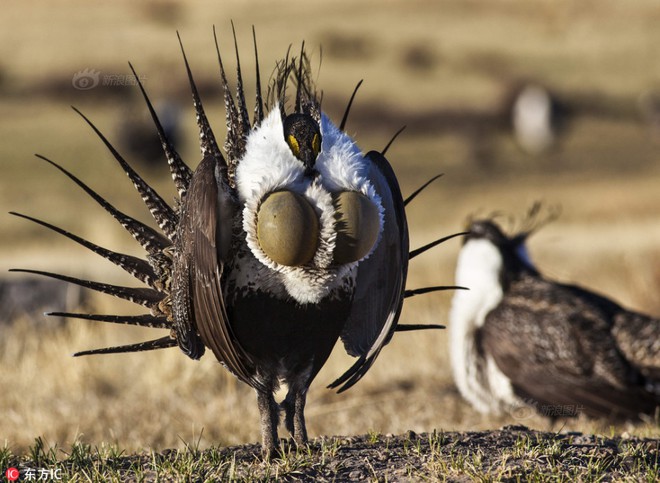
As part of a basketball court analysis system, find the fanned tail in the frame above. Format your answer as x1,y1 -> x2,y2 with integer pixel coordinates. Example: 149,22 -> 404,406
14,31 -> 257,357
12,70 -> 204,353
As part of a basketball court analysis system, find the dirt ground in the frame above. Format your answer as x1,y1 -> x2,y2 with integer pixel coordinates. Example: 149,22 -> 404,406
6,426 -> 659,481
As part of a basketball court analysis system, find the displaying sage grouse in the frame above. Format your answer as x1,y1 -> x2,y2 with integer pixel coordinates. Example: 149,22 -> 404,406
12,28 -> 453,455
450,209 -> 660,421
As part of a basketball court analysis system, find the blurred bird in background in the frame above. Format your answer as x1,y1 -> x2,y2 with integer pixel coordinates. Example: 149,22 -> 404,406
508,82 -> 571,156
449,205 -> 660,422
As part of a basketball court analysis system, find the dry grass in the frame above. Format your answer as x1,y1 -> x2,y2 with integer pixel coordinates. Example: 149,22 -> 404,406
3,428 -> 658,481
2,0 -> 660,461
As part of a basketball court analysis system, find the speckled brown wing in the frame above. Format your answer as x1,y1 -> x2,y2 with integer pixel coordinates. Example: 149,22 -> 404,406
173,155 -> 263,390
612,310 -> 660,381
480,274 -> 660,419
328,150 -> 409,393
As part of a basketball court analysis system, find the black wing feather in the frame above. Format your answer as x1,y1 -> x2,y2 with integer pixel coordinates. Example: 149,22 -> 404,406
172,156 -> 266,391
329,150 -> 408,393
481,275 -> 660,419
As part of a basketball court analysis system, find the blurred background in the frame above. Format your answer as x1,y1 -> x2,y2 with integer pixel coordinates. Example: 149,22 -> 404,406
1,0 -> 659,452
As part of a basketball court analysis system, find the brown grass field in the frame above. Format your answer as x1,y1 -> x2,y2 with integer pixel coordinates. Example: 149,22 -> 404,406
1,0 -> 660,470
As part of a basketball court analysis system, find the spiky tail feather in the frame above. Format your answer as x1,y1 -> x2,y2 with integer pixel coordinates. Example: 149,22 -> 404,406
11,73 -> 198,356
395,324 -> 446,332
13,151 -> 178,355
73,336 -> 177,357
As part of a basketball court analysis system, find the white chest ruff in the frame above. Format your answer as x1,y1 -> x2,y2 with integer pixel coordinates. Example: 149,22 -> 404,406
449,239 -> 520,414
233,108 -> 384,305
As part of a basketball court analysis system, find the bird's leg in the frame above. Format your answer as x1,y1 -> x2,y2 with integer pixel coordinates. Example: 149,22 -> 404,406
283,386 -> 308,446
256,387 -> 279,457
293,389 -> 308,445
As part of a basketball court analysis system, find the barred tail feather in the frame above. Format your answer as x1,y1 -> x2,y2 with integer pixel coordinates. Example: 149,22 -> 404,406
10,269 -> 164,310
230,21 -> 251,143
73,336 -> 177,357
10,212 -> 159,288
212,26 -> 242,165
35,154 -> 171,255
252,25 -> 264,126
72,107 -> 178,240
178,31 -> 225,164
128,61 -> 192,199
48,312 -> 171,329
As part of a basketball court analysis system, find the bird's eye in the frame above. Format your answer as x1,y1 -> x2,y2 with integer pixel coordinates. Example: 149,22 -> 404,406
332,191 -> 380,265
287,135 -> 300,158
256,191 -> 319,266
312,133 -> 321,157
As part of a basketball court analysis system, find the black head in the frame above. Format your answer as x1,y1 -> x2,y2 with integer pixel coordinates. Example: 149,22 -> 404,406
468,220 -> 511,247
283,113 -> 322,175
467,219 -> 538,281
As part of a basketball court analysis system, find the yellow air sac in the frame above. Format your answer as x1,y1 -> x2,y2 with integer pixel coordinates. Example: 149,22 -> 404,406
256,191 -> 319,266
333,191 -> 380,265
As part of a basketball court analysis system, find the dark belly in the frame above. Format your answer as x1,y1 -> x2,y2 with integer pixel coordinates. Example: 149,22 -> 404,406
227,289 -> 352,382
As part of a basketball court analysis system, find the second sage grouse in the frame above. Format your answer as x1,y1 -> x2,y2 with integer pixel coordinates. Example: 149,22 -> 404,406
450,208 -> 660,421
12,28 -> 453,454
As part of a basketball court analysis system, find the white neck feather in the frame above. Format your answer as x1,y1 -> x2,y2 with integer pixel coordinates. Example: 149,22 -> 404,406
451,238 -> 504,330
232,108 -> 384,305
449,238 -> 508,413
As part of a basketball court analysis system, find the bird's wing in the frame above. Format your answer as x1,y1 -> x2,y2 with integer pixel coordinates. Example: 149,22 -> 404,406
552,283 -> 660,379
481,275 -> 660,419
612,310 -> 660,381
328,150 -> 408,393
173,155 -> 263,390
